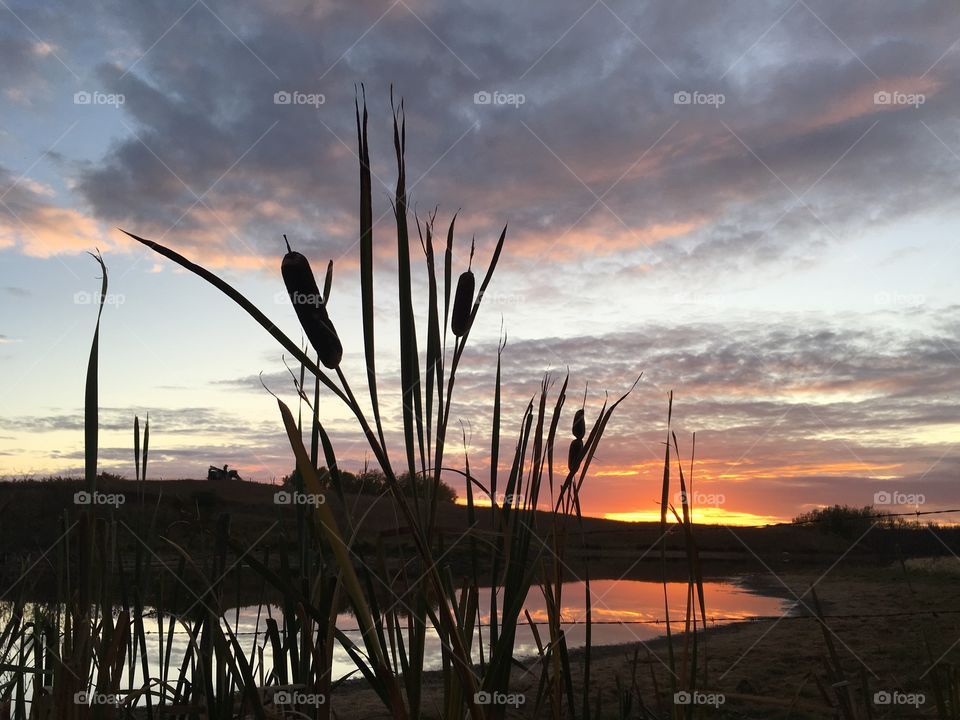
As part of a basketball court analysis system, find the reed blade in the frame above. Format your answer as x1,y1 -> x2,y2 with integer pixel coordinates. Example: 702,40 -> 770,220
355,88 -> 388,454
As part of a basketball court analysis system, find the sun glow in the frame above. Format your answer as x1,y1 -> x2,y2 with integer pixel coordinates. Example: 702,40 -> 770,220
604,507 -> 785,527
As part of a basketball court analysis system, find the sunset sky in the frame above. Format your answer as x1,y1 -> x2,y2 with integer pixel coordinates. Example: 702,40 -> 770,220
1,0 -> 958,524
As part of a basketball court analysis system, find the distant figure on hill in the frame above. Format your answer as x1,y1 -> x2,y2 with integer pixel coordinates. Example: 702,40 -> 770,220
208,464 -> 242,481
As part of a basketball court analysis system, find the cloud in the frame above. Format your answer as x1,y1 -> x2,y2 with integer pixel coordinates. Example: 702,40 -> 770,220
0,406 -> 276,435
3,0 -> 960,521
0,0 -> 948,278
433,308 -> 960,514
4,307 -> 957,520
188,305 -> 960,520
0,163 -> 118,257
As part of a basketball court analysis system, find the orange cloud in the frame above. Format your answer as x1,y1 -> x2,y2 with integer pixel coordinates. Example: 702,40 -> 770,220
804,75 -> 943,133
0,204 -> 108,257
508,217 -> 703,260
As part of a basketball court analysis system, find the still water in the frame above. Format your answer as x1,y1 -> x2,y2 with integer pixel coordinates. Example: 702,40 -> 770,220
2,579 -> 785,706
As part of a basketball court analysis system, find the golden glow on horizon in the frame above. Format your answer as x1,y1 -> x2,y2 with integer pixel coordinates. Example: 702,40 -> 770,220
604,507 -> 785,526
458,497 -> 496,508
456,498 -> 786,525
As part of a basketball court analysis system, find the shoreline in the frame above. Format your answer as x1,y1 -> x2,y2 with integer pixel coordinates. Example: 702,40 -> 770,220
326,565 -> 960,718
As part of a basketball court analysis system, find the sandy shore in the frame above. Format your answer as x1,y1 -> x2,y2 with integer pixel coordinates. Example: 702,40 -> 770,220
326,563 -> 960,718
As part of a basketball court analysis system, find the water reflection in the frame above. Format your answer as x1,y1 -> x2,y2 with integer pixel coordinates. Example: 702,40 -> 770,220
1,578 -> 785,706
239,579 -> 784,679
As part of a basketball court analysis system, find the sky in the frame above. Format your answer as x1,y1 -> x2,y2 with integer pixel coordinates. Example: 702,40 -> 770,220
1,0 -> 959,525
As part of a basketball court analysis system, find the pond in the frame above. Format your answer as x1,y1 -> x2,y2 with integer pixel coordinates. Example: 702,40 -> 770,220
1,578 -> 786,708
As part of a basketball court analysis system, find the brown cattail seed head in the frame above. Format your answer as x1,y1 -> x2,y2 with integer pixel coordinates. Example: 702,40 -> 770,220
568,438 -> 584,475
451,269 -> 475,336
281,238 -> 343,369
572,409 -> 585,440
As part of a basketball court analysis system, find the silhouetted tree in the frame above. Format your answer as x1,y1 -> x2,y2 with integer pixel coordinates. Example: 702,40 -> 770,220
283,466 -> 456,502
793,504 -> 905,537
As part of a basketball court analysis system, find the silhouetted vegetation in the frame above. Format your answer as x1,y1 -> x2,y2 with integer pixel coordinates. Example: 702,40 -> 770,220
283,466 -> 458,503
793,504 -> 909,537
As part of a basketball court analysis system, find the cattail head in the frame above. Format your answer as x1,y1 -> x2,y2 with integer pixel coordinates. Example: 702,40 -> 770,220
567,437 -> 584,475
572,409 -> 585,440
451,239 -> 476,337
451,269 -> 474,336
281,235 -> 343,369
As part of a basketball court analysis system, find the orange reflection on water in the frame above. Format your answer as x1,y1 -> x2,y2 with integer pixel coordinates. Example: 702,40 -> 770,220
502,579 -> 783,628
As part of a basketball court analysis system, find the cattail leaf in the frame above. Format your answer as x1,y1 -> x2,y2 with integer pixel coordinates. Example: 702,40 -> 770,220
582,564 -> 592,720
322,259 -> 333,306
310,358 -> 321,470
659,390 -> 677,687
419,214 -> 441,471
84,250 -> 107,494
133,415 -> 140,483
391,93 -> 426,500
421,212 -> 451,537
660,390 -> 673,530
120,230 -> 348,403
443,212 -> 457,335
490,333 -> 505,502
543,371 -> 568,507
355,87 -> 388,455
142,414 -> 149,482
529,375 -> 550,508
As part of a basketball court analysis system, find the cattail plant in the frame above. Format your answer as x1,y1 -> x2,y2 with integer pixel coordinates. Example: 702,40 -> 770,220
110,92 -> 640,720
281,234 -> 342,369
10,93 -> 730,720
